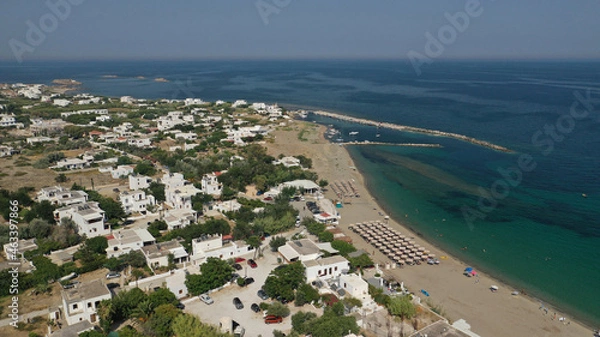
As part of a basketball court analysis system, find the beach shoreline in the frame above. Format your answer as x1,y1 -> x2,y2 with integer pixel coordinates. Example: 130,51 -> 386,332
266,119 -> 593,337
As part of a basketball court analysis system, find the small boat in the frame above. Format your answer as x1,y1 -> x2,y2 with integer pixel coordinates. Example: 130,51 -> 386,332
376,133 -> 381,138
582,193 -> 588,198
349,131 -> 359,136
420,289 -> 430,297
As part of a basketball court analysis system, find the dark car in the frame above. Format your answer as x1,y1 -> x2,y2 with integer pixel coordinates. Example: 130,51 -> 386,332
276,296 -> 289,304
175,302 -> 185,309
233,263 -> 243,270
106,283 -> 120,289
62,282 -> 75,289
233,297 -> 244,309
244,277 -> 255,286
257,289 -> 269,300
250,303 -> 260,313
248,259 -> 257,268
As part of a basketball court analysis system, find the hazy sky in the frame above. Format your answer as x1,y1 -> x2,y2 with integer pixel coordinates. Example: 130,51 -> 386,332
1,0 -> 599,62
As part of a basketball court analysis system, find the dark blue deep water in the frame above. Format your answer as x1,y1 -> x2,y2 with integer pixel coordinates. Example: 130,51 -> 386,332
1,60 -> 599,326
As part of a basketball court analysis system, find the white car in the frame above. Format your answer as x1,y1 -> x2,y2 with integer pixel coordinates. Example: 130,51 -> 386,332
199,294 -> 214,305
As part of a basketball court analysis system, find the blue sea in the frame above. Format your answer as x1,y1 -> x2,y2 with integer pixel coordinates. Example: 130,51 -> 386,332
1,60 -> 599,326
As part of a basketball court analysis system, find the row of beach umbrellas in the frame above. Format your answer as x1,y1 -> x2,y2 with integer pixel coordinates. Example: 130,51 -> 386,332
349,221 -> 437,266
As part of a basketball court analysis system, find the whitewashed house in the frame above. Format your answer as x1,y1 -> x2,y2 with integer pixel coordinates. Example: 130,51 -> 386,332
61,280 -> 111,325
141,240 -> 189,269
191,234 -> 252,265
119,190 -> 155,214
278,239 -> 329,263
163,208 -> 197,230
54,158 -> 90,170
201,173 -> 222,197
129,174 -> 153,190
303,255 -> 350,281
105,228 -> 156,258
53,202 -> 110,238
36,186 -> 88,206
110,165 -> 135,179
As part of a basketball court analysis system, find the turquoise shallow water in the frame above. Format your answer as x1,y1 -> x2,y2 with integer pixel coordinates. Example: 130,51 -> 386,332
2,59 -> 599,326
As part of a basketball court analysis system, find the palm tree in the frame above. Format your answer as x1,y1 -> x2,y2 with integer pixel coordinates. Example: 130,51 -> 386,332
131,299 -> 154,323
246,235 -> 262,259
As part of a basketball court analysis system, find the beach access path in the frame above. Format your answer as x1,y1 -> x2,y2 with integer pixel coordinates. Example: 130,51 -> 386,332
265,121 -> 591,337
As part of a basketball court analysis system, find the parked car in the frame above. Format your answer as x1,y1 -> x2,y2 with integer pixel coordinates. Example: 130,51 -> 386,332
199,294 -> 214,305
175,302 -> 185,309
106,272 -> 121,279
233,297 -> 244,309
264,315 -> 283,324
106,283 -> 120,289
233,263 -> 243,270
257,289 -> 269,300
276,296 -> 290,304
250,303 -> 261,313
62,282 -> 75,289
234,257 -> 246,263
248,259 -> 257,268
244,277 -> 255,286
263,197 -> 273,201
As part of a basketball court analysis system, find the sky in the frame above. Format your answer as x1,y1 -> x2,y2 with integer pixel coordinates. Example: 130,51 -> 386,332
1,0 -> 599,62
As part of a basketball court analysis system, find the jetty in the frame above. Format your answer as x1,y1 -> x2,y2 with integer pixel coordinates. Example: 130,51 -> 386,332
311,110 -> 512,153
340,141 -> 442,148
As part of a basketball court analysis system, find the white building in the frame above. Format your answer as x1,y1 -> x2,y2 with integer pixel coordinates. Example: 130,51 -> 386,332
54,158 -> 90,170
174,132 -> 197,141
162,173 -> 200,210
191,234 -> 252,265
184,98 -> 205,106
232,100 -> 247,108
201,173 -> 222,197
120,96 -> 136,104
278,239 -> 330,263
273,156 -> 301,168
208,199 -> 242,214
155,111 -> 194,131
129,174 -> 153,190
0,145 -> 14,157
37,186 -> 88,206
303,255 -> 350,282
163,208 -> 197,230
61,109 -> 108,118
53,99 -> 71,107
141,239 -> 189,269
338,273 -> 373,304
0,113 -> 23,128
127,137 -> 153,148
127,269 -> 189,299
110,165 -> 135,179
61,280 -> 111,326
53,202 -> 110,238
3,238 -> 37,260
105,228 -> 156,258
119,190 -> 155,215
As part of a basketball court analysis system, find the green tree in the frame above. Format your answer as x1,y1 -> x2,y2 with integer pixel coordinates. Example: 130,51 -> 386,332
97,299 -> 114,333
25,218 -> 53,240
24,200 -> 56,223
148,288 -> 178,308
267,301 -> 290,317
134,161 -> 156,176
386,295 -> 417,321
79,331 -> 105,337
55,173 -> 68,183
122,251 -> 147,268
145,304 -> 179,337
131,269 -> 145,288
84,236 -> 109,254
349,253 -> 373,270
294,283 -> 320,306
318,179 -> 329,188
171,313 -> 231,337
117,156 -> 134,166
148,182 -> 165,202
246,235 -> 262,259
185,258 -> 234,295
291,311 -> 317,335
269,236 -> 287,252
318,231 -> 334,242
331,240 -> 356,256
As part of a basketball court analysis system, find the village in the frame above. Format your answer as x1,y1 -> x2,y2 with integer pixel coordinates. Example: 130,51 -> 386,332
0,82 -> 473,337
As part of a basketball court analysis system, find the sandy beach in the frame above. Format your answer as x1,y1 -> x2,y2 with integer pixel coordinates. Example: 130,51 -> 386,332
266,121 -> 592,337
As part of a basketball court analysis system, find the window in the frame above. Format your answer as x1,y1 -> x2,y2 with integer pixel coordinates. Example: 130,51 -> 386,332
334,266 -> 338,271
72,304 -> 78,310
88,302 -> 92,308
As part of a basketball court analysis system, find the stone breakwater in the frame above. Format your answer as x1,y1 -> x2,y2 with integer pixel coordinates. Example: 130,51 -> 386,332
341,141 -> 443,148
311,110 -> 513,153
